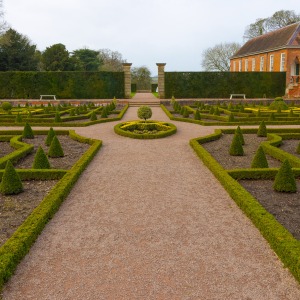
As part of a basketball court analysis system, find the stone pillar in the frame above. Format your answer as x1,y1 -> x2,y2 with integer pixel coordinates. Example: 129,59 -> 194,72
156,63 -> 166,99
122,63 -> 132,99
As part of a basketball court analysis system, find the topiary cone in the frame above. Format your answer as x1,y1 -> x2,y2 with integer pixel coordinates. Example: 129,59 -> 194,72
48,136 -> 64,158
90,111 -> 97,121
22,122 -> 34,139
33,146 -> 51,169
101,107 -> 108,118
194,109 -> 201,120
15,113 -> 22,123
0,160 -> 23,195
54,111 -> 61,122
235,126 -> 245,145
228,112 -> 235,122
45,127 -> 56,146
257,121 -> 267,137
251,146 -> 269,168
229,132 -> 244,156
273,159 -> 297,193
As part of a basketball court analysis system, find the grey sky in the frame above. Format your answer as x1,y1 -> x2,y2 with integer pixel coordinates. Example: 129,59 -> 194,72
3,0 -> 300,74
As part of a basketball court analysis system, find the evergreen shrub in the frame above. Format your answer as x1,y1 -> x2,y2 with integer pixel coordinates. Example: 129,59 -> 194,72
48,136 -> 64,158
22,122 -> 34,139
229,133 -> 244,156
33,146 -> 51,169
0,160 -> 23,195
251,146 -> 269,168
273,159 -> 297,193
257,121 -> 267,137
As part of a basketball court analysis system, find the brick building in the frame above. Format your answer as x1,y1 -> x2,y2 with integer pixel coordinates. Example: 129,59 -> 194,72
230,22 -> 300,98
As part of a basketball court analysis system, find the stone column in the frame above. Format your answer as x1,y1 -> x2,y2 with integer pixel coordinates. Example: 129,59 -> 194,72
156,63 -> 166,99
122,63 -> 132,99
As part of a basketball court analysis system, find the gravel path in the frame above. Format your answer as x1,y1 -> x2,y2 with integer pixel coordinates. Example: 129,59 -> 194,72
2,94 -> 300,299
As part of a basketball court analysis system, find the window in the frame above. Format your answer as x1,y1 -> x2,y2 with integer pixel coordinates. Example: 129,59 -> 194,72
245,59 -> 248,71
252,58 -> 256,71
260,56 -> 264,71
269,55 -> 274,71
233,61 -> 236,72
280,53 -> 285,71
239,60 -> 242,72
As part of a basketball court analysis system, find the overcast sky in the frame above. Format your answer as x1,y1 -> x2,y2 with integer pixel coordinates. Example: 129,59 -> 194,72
3,0 -> 300,75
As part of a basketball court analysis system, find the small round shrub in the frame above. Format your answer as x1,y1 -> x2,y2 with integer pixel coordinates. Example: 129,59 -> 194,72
33,146 -> 51,169
45,127 -> 56,146
137,106 -> 152,121
229,133 -> 244,156
251,146 -> 269,168
22,122 -> 34,139
257,121 -> 267,137
273,159 -> 297,193
48,136 -> 64,158
1,101 -> 12,112
0,160 -> 23,195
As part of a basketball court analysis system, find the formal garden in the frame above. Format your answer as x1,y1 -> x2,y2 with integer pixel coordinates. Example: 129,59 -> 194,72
1,95 -> 300,292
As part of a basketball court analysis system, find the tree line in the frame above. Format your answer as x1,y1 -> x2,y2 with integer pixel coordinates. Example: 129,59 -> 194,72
202,10 -> 300,71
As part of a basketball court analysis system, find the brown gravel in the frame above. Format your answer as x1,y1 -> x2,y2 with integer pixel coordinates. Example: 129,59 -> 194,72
2,94 -> 300,299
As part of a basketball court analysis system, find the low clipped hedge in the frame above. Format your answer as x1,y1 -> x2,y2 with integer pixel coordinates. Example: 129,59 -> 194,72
190,129 -> 300,284
0,130 -> 102,290
114,120 -> 177,139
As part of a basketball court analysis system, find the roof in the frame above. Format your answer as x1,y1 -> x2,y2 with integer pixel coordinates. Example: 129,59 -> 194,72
231,22 -> 300,59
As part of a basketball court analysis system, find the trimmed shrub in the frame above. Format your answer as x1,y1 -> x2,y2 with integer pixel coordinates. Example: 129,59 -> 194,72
194,109 -> 201,120
90,111 -> 97,121
289,109 -> 294,117
277,106 -> 282,113
251,146 -> 269,168
45,127 -> 56,146
235,126 -> 245,145
269,97 -> 288,110
22,122 -> 34,139
273,159 -> 297,193
137,106 -> 152,121
33,146 -> 51,169
54,111 -> 61,122
269,112 -> 276,121
214,107 -> 221,116
257,121 -> 267,137
182,107 -> 190,118
228,112 -> 235,122
15,113 -> 23,123
229,133 -> 244,156
0,160 -> 23,195
101,106 -> 108,118
48,136 -> 64,158
1,101 -> 13,112
209,106 -> 215,115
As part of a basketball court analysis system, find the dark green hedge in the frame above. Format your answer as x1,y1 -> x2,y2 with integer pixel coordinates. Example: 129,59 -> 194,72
165,72 -> 286,98
0,71 -> 124,99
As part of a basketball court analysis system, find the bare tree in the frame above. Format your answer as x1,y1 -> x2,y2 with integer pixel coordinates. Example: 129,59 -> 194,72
201,43 -> 241,71
0,0 -> 8,34
244,10 -> 300,41
98,49 -> 126,71
131,66 -> 151,90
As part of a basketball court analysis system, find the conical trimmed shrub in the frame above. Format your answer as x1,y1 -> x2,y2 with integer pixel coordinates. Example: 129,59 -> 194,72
33,146 -> 51,169
257,121 -> 267,137
235,126 -> 245,145
229,133 -> 244,156
0,160 -> 23,195
269,112 -> 275,121
296,141 -> 300,154
101,107 -> 108,118
48,136 -> 64,158
228,112 -> 235,122
182,107 -> 189,118
209,106 -> 215,115
45,127 -> 56,146
90,111 -> 97,121
15,113 -> 22,123
54,111 -> 61,122
273,160 -> 297,193
289,109 -> 294,117
22,122 -> 34,139
214,107 -> 220,116
251,146 -> 268,168
194,109 -> 201,120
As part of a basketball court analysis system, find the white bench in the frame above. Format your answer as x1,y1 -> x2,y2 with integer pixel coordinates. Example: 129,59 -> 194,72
40,95 -> 57,100
230,94 -> 246,99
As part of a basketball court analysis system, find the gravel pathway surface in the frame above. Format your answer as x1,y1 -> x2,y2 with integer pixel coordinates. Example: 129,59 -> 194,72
2,94 -> 300,299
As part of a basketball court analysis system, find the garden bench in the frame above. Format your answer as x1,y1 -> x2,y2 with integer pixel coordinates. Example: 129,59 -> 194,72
230,94 -> 246,99
40,95 -> 57,100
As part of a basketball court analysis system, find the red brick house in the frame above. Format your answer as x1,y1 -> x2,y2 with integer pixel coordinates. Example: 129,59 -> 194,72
230,22 -> 300,98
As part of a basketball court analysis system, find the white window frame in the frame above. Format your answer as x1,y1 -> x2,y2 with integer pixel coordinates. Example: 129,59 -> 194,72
239,60 -> 242,72
269,55 -> 274,71
245,59 -> 249,71
280,53 -> 285,72
260,56 -> 264,71
252,58 -> 256,71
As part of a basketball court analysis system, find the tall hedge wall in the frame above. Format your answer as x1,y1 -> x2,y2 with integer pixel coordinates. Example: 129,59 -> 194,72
0,71 -> 124,99
165,72 -> 286,98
